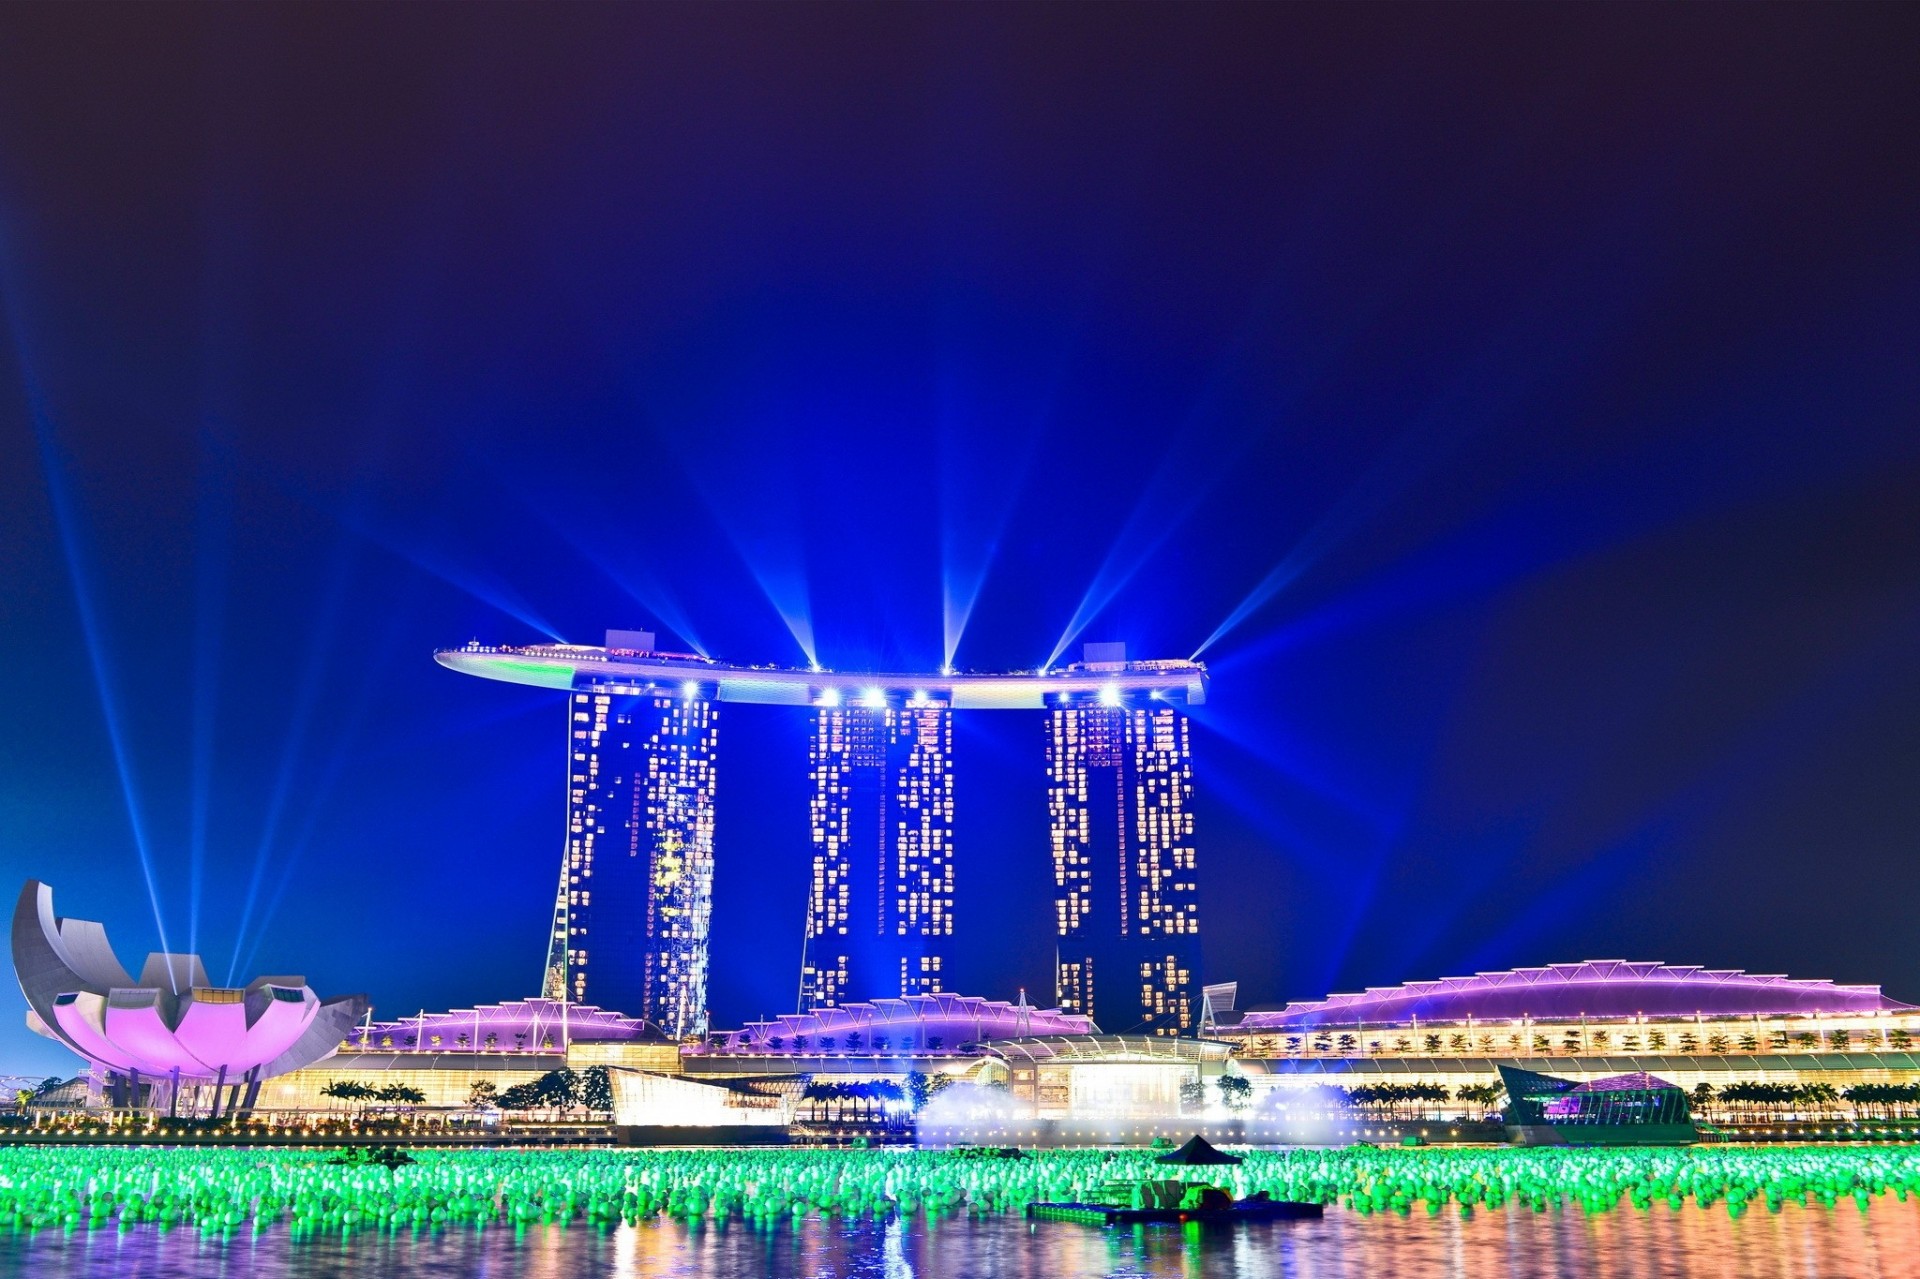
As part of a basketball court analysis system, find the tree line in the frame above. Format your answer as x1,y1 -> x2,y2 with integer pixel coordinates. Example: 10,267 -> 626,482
798,1072 -> 943,1121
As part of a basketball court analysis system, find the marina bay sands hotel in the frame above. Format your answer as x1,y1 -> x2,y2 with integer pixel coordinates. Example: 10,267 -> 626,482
437,633 -> 1208,1042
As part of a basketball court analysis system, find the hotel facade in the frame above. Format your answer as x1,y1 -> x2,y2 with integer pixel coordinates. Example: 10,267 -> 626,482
441,634 -> 1208,1033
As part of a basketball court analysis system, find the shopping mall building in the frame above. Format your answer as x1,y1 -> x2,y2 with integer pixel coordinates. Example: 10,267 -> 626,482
1210,960 -> 1920,1100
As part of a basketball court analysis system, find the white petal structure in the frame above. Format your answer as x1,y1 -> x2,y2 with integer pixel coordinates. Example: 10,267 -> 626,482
11,880 -> 367,1089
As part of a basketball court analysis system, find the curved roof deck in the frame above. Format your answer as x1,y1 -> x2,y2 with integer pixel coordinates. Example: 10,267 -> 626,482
435,642 -> 1207,709
1238,961 -> 1914,1030
345,997 -> 671,1053
710,993 -> 1095,1054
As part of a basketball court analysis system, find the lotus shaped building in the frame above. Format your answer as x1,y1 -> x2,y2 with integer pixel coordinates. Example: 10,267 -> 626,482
11,880 -> 367,1112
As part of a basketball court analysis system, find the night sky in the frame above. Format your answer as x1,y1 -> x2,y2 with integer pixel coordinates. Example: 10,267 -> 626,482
2,6 -> 1917,1076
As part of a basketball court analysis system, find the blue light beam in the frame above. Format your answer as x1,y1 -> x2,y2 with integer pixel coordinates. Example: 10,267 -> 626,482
2,258 -> 176,973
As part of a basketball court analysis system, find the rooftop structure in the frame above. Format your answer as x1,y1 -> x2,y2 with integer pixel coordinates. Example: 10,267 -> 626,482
1238,960 -> 1913,1030
11,880 -> 366,1112
435,639 -> 1208,709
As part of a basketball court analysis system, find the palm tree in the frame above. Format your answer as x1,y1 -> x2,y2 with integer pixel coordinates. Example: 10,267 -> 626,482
320,1080 -> 376,1118
1454,1082 -> 1504,1114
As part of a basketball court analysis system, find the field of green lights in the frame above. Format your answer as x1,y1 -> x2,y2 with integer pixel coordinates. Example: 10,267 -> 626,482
4,1145 -> 1920,1234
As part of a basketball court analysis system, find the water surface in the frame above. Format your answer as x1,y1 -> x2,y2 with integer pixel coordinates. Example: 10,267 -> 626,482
7,1202 -> 1920,1279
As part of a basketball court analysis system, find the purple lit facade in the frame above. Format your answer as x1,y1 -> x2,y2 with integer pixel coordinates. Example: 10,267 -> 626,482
1240,961 -> 1914,1030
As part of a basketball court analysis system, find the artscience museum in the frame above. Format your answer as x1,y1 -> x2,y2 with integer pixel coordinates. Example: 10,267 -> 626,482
11,881 -> 367,1115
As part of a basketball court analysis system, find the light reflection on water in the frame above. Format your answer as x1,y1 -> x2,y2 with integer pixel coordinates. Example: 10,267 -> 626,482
7,1203 -> 1920,1279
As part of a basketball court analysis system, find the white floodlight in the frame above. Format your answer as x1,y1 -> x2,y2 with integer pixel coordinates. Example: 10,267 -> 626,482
864,687 -> 887,709
681,680 -> 700,700
1099,684 -> 1122,707
819,687 -> 842,707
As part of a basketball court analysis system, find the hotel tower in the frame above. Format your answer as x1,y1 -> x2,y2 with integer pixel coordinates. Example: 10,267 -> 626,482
1046,643 -> 1200,1034
540,631 -> 718,1039
800,695 -> 955,1010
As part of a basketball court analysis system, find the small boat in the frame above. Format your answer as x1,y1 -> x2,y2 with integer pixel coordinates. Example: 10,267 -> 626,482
1028,1199 -> 1324,1225
1029,1138 -> 1324,1226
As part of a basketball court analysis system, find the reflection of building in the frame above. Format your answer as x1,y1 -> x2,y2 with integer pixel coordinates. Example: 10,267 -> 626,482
11,880 -> 366,1115
1048,645 -> 1200,1035
802,699 -> 954,1008
544,631 -> 718,1040
1215,960 -> 1920,1101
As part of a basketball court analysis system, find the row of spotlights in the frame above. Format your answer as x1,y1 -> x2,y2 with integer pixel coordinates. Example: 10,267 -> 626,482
806,682 -> 1131,708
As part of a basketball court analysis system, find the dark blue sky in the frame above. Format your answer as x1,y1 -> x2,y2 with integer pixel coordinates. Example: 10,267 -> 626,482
2,6 -> 1917,1074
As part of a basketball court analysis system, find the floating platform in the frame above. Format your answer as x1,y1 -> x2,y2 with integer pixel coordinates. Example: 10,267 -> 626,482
1027,1200 -> 1324,1225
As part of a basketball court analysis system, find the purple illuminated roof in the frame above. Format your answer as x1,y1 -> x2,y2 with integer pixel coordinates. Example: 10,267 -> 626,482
1568,1073 -> 1677,1094
1240,961 -> 1914,1030
346,998 -> 670,1052
712,993 -> 1094,1054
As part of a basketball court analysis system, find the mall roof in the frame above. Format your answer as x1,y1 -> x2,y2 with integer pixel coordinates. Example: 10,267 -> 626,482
1238,961 -> 1914,1030
713,993 -> 1093,1054
346,998 -> 671,1052
436,637 -> 1207,709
